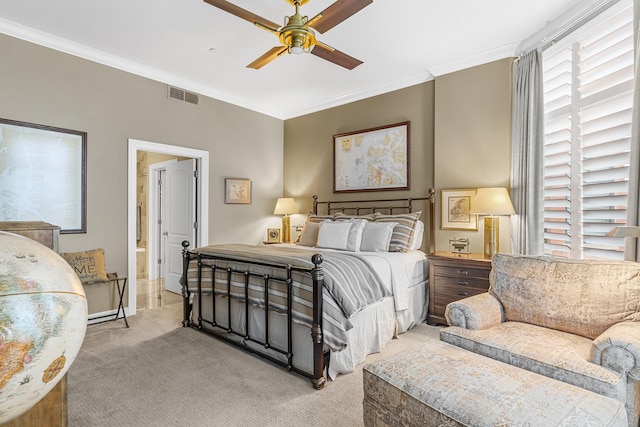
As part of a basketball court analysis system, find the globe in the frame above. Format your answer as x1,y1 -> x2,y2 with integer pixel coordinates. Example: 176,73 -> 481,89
0,231 -> 87,423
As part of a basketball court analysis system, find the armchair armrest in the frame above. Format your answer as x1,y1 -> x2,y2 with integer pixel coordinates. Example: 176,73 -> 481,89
444,292 -> 504,330
591,321 -> 640,380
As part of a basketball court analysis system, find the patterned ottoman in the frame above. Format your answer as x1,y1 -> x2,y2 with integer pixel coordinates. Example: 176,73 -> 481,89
363,340 -> 627,427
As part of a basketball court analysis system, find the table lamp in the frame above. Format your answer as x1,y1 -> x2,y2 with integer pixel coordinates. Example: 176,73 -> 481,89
470,188 -> 515,259
274,197 -> 299,243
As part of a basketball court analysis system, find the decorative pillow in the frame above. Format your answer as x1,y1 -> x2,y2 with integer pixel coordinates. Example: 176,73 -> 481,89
334,212 -> 379,222
316,221 -> 352,250
409,220 -> 425,250
373,211 -> 422,252
305,212 -> 334,223
297,220 -> 322,247
346,219 -> 367,251
360,222 -> 397,252
61,248 -> 109,284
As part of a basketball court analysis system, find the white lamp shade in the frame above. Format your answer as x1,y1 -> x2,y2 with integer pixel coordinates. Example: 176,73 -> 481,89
471,188 -> 515,216
274,198 -> 299,215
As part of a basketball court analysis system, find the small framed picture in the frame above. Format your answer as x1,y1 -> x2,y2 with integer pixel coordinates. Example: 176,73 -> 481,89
266,228 -> 281,243
225,178 -> 251,204
441,188 -> 478,230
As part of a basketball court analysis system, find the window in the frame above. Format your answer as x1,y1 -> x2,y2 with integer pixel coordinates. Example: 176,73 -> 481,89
542,0 -> 633,260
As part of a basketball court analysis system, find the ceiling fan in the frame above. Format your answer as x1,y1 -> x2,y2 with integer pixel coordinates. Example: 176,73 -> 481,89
204,0 -> 372,70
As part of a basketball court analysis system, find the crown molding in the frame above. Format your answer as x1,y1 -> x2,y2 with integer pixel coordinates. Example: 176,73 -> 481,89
427,43 -> 518,77
278,70 -> 435,120
0,18 -> 281,118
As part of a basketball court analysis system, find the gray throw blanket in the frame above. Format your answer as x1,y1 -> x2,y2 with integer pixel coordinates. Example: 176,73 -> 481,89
186,244 -> 391,351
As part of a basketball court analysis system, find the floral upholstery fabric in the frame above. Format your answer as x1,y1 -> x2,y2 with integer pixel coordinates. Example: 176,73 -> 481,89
445,292 -> 503,330
363,341 -> 627,427
489,254 -> 640,340
443,254 -> 640,427
440,323 -> 625,401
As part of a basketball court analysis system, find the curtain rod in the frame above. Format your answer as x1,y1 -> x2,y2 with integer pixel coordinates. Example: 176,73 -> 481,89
517,0 -> 623,55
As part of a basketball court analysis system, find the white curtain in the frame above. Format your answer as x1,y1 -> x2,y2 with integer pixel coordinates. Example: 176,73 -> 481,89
627,0 -> 640,261
510,50 -> 544,255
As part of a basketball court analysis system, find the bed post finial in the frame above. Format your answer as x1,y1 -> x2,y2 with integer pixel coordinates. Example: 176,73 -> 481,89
312,195 -> 318,214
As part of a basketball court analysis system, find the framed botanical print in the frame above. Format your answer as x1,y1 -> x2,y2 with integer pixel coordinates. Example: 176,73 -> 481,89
225,178 -> 251,204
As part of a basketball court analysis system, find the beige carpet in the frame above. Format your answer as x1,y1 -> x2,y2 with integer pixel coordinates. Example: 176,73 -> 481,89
67,303 -> 441,426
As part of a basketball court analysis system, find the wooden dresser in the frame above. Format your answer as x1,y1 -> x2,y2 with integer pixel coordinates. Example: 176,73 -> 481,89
0,221 -> 67,427
427,251 -> 492,326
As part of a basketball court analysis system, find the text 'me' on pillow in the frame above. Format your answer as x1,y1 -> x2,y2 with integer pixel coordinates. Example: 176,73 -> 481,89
61,248 -> 109,284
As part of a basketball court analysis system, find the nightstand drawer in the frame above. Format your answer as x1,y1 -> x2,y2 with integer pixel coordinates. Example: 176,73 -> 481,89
427,252 -> 492,326
433,264 -> 490,280
434,284 -> 488,300
433,276 -> 489,292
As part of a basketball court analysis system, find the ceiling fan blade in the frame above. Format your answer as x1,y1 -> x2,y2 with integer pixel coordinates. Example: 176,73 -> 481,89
203,0 -> 280,30
311,43 -> 363,70
309,0 -> 372,34
247,46 -> 288,70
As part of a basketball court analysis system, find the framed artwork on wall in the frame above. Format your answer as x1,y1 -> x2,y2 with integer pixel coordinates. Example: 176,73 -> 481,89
441,188 -> 478,230
225,178 -> 251,204
0,118 -> 87,233
333,121 -> 410,193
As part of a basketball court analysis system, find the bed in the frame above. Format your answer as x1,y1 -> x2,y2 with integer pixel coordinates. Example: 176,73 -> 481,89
180,191 -> 436,389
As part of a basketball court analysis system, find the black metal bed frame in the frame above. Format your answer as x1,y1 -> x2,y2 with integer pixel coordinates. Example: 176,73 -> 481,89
180,191 -> 436,389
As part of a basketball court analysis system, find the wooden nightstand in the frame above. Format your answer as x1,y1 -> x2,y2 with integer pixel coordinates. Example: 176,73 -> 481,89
427,251 -> 492,326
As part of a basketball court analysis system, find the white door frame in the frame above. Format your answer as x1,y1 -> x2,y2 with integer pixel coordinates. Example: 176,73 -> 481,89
128,139 -> 209,317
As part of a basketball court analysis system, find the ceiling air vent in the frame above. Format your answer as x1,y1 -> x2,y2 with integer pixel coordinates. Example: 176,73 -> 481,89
168,86 -> 199,105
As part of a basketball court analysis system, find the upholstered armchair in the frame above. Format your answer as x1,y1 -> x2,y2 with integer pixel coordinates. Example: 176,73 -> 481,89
440,253 -> 640,427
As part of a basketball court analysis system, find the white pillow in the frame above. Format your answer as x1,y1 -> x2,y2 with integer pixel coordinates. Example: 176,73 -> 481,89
316,221 -> 352,250
409,220 -> 424,250
346,219 -> 367,251
360,222 -> 397,252
298,221 -> 322,247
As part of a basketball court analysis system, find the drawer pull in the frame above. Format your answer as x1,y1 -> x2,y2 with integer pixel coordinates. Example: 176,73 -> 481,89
457,269 -> 469,275
457,280 -> 469,286
458,291 -> 469,296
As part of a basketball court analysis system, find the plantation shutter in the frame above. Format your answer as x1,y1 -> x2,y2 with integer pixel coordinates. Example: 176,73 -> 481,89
542,1 -> 633,260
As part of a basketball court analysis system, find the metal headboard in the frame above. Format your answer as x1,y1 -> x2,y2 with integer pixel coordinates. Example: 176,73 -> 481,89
311,189 -> 436,253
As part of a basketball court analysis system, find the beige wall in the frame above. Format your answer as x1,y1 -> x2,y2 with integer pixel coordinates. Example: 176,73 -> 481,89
284,60 -> 514,254
0,34 -> 284,314
1,31 -> 514,314
434,58 -> 514,253
283,82 -> 435,248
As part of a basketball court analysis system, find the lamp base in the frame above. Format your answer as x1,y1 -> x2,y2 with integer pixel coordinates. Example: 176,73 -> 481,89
282,215 -> 291,243
483,216 -> 500,259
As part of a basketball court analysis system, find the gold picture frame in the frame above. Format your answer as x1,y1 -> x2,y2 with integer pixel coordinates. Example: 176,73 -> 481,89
441,188 -> 478,230
333,121 -> 410,193
225,178 -> 251,204
266,228 -> 281,243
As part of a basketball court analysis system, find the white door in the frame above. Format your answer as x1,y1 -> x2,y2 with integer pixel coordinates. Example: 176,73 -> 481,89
163,159 -> 197,294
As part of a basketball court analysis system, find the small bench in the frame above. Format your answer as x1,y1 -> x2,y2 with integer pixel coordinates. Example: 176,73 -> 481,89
363,340 -> 627,427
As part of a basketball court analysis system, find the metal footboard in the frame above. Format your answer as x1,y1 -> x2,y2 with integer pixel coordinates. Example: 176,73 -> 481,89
180,241 -> 326,389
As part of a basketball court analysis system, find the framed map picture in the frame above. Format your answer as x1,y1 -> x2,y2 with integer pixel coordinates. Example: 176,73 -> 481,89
333,121 -> 410,193
441,188 -> 478,230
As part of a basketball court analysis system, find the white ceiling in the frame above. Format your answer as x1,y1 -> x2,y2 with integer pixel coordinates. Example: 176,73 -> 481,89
0,0 -> 590,119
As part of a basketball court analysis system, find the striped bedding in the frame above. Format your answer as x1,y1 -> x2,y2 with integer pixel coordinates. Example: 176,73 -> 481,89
186,243 -> 391,351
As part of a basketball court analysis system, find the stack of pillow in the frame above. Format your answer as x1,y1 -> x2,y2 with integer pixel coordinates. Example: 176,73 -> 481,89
296,211 -> 423,253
